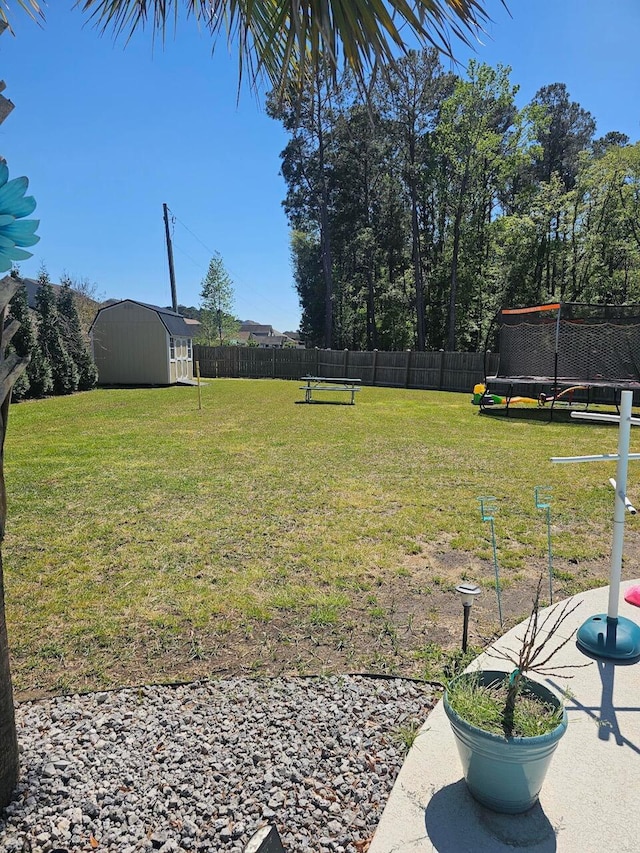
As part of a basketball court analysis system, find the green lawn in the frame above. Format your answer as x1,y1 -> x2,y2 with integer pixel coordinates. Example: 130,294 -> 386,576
4,381 -> 636,697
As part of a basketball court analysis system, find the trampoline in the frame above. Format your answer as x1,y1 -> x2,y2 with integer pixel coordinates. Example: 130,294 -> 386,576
478,302 -> 640,415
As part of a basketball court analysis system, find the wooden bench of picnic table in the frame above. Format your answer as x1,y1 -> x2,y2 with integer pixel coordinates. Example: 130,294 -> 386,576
300,375 -> 361,404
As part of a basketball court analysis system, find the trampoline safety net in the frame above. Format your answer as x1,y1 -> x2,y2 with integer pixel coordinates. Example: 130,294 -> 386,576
496,303 -> 640,382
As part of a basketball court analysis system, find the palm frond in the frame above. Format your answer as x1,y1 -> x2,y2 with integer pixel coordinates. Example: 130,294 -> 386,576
0,0 -> 44,32
74,0 -> 503,97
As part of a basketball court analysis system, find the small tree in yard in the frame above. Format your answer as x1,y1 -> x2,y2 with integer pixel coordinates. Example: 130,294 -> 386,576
8,272 -> 52,399
57,275 -> 98,391
35,266 -> 78,396
199,254 -> 240,345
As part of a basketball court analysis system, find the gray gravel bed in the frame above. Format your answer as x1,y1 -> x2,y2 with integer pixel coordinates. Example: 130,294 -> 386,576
0,675 -> 436,853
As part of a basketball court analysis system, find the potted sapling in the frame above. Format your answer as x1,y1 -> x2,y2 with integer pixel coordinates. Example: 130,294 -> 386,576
444,578 -> 586,814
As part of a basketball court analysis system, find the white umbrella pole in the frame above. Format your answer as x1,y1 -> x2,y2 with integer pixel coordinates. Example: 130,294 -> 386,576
608,390 -> 632,619
553,389 -> 640,659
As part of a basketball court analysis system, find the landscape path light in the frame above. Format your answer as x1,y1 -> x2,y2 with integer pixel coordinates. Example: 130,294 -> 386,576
455,583 -> 481,653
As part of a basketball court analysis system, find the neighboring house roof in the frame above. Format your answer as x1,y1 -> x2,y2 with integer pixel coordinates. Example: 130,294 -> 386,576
90,299 -> 193,337
240,321 -> 273,335
250,333 -> 294,347
183,318 -> 201,328
23,277 -> 62,309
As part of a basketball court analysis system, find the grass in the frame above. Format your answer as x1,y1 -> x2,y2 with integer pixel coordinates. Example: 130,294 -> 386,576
3,380 -> 635,696
392,719 -> 423,754
445,673 -> 565,738
414,643 -> 482,683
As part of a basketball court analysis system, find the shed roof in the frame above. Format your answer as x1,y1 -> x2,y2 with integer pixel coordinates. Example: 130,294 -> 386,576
90,299 -> 193,337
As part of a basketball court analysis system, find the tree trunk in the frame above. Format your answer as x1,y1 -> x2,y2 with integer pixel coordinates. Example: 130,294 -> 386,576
447,185 -> 468,351
320,206 -> 333,349
363,158 -> 377,350
503,672 -> 521,738
407,127 -> 426,352
447,161 -> 470,352
0,551 -> 18,809
411,188 -> 425,351
533,236 -> 546,301
0,276 -> 29,808
315,77 -> 334,349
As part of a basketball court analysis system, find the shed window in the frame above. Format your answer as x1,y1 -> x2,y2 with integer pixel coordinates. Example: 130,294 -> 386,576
187,339 -> 192,359
170,337 -> 175,360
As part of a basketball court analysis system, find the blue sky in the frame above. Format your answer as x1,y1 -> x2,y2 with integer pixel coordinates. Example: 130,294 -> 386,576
1,1 -> 639,333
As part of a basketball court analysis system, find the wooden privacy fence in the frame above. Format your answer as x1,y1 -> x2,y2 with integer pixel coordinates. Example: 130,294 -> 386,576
193,346 -> 499,394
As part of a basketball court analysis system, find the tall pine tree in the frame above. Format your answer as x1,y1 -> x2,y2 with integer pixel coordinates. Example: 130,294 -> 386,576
57,275 -> 98,391
35,267 -> 78,395
8,271 -> 52,398
7,279 -> 29,401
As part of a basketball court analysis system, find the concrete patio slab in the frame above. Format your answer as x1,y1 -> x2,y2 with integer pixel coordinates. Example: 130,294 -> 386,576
370,580 -> 640,853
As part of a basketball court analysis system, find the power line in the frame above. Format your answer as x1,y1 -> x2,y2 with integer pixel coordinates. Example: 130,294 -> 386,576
169,208 -> 218,258
167,205 -> 295,320
173,243 -> 207,273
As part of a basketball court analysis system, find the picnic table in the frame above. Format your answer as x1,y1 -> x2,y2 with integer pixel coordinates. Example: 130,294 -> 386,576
300,375 -> 361,404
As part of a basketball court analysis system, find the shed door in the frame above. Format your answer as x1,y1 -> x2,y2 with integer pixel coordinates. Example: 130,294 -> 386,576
176,338 -> 190,380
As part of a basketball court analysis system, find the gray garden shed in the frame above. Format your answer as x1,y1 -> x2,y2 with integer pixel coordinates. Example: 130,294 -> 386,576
90,300 -> 194,385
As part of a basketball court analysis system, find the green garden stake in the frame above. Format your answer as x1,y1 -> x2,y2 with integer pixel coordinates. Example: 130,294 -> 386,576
535,486 -> 554,603
479,496 -> 503,628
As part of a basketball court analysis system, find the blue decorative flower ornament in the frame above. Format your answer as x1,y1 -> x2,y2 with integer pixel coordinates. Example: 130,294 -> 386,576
0,160 -> 39,272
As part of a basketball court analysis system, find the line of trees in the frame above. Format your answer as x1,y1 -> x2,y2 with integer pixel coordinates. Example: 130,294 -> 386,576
8,266 -> 98,401
269,53 -> 640,351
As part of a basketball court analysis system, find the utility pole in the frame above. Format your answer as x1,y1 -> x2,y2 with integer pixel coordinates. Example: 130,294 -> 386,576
163,203 -> 178,313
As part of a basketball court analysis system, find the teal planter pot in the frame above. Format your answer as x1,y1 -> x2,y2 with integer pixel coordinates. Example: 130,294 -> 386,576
444,670 -> 567,814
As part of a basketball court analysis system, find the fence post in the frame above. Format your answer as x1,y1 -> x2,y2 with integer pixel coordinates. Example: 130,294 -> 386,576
372,349 -> 378,386
405,349 -> 412,388
272,348 -> 276,378
438,349 -> 445,391
315,347 -> 319,376
344,348 -> 349,376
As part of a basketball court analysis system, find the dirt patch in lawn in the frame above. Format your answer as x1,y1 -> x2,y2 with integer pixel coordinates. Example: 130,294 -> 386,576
14,533 -> 640,702
212,531 -> 640,681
